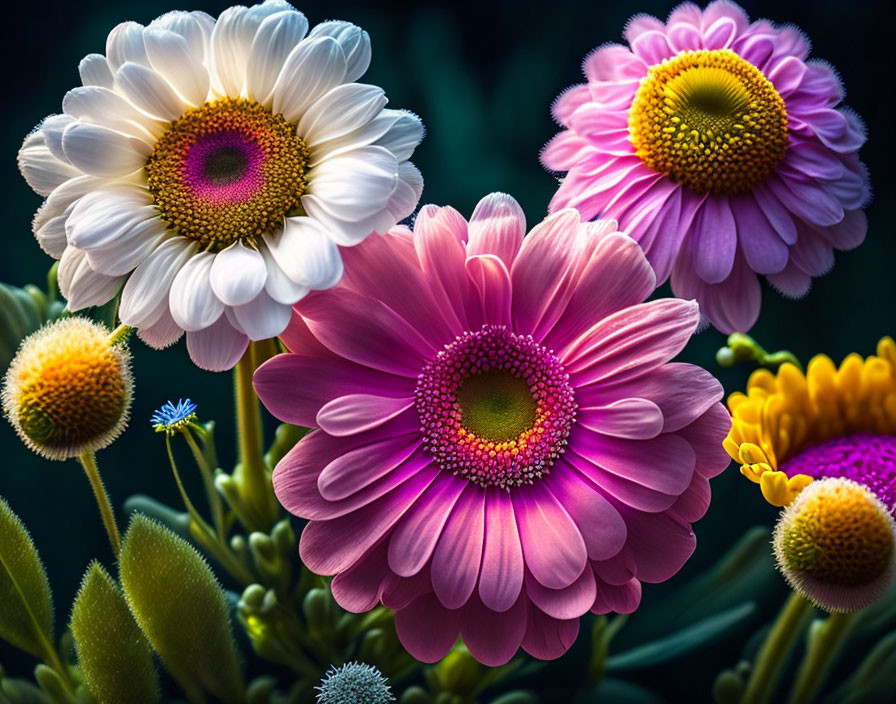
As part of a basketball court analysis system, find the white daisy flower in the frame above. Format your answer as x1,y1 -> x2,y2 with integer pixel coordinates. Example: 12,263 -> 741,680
19,0 -> 424,371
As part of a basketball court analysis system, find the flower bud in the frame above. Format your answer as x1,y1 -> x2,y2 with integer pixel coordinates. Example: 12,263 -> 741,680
3,317 -> 132,460
774,477 -> 896,612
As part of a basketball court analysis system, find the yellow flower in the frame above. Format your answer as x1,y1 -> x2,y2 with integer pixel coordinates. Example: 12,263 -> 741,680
2,317 -> 132,460
725,337 -> 896,507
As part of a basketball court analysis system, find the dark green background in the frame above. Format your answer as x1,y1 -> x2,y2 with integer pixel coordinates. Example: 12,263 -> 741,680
0,0 -> 892,701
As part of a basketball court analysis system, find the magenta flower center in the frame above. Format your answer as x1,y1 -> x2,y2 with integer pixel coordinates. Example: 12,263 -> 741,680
415,325 -> 577,489
145,98 -> 309,252
781,432 -> 896,514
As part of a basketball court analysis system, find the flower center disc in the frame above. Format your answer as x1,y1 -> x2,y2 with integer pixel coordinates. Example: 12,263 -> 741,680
782,432 -> 896,515
415,325 -> 577,489
629,49 -> 789,195
145,98 -> 309,251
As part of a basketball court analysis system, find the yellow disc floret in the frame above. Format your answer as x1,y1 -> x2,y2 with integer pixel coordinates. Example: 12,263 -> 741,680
629,49 -> 789,195
145,98 -> 309,252
774,478 -> 896,612
725,337 -> 896,507
2,317 -> 132,460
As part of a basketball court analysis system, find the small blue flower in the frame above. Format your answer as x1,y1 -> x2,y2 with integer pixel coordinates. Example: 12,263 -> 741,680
151,398 -> 198,434
316,662 -> 394,704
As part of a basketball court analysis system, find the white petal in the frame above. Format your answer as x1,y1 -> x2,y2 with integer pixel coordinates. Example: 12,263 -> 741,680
41,115 -> 76,163
85,219 -> 170,276
106,22 -> 149,72
62,122 -> 152,178
375,111 -> 425,162
247,9 -> 309,105
144,28 -> 210,106
115,62 -> 187,121
209,242 -> 267,306
79,54 -> 114,88
169,250 -> 225,331
63,86 -> 163,140
306,145 -> 398,221
186,314 -> 249,371
386,162 -> 424,222
66,189 -> 155,250
306,109 -> 404,166
259,241 -> 309,304
57,247 -> 123,310
35,214 -> 68,258
270,37 -> 346,123
33,175 -> 104,230
149,11 -> 213,61
298,83 -> 387,147
137,303 -> 183,349
18,132 -> 80,196
265,216 -> 344,289
309,20 -> 371,82
230,290 -> 292,340
120,237 -> 197,326
301,194 -> 393,245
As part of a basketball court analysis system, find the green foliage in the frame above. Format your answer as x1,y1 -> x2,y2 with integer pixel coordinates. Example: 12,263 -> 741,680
607,602 -> 758,672
70,562 -> 159,704
0,497 -> 55,663
118,515 -> 244,704
0,283 -> 63,369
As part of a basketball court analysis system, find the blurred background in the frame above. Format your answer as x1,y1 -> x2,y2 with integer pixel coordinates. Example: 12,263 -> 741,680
0,0 -> 892,701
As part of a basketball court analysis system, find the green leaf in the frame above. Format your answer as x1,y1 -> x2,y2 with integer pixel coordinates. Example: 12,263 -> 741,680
0,676 -> 50,704
607,602 -> 757,672
119,515 -> 244,703
0,497 -> 55,662
823,630 -> 896,704
71,562 -> 160,704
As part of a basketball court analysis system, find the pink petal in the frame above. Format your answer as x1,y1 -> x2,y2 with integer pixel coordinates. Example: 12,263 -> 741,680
525,567 -> 597,620
330,540 -> 391,613
388,476 -> 467,577
466,193 -> 526,268
317,394 -> 414,437
299,288 -> 434,377
513,485 -> 587,589
563,299 -> 700,384
521,602 -> 580,660
592,578 -> 642,615
255,353 -> 413,427
732,195 -> 789,275
675,404 -> 731,479
624,511 -> 696,583
465,254 -> 512,327
692,196 -> 736,285
479,488 -> 525,612
578,399 -> 665,440
299,467 -> 438,575
544,466 -> 626,560
459,594 -> 528,666
566,450 -> 678,513
395,593 -> 460,663
583,44 -> 646,82
318,432 -> 420,501
432,486 -> 486,609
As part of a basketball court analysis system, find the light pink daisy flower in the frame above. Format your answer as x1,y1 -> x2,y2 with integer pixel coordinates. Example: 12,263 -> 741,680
255,193 -> 731,665
541,0 -> 869,333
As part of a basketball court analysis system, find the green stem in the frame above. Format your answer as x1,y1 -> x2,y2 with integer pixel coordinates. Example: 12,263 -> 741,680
165,437 -> 255,586
78,451 -> 120,556
106,324 -> 132,345
741,592 -> 814,704
234,344 -> 275,529
787,612 -> 855,704
180,428 -> 226,543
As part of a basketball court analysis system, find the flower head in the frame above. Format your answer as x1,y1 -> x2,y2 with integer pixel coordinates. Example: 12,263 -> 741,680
542,0 -> 869,334
3,317 -> 132,460
316,662 -> 394,704
255,193 -> 731,665
726,338 -> 896,510
19,0 -> 424,371
151,398 -> 198,434
774,477 -> 896,612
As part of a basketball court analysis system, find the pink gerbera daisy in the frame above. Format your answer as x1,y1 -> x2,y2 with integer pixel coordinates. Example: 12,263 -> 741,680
541,0 -> 869,333
255,193 -> 731,665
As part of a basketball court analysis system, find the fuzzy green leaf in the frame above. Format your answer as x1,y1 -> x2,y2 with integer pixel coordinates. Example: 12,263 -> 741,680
118,515 -> 244,703
0,497 -> 55,662
71,562 -> 159,704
